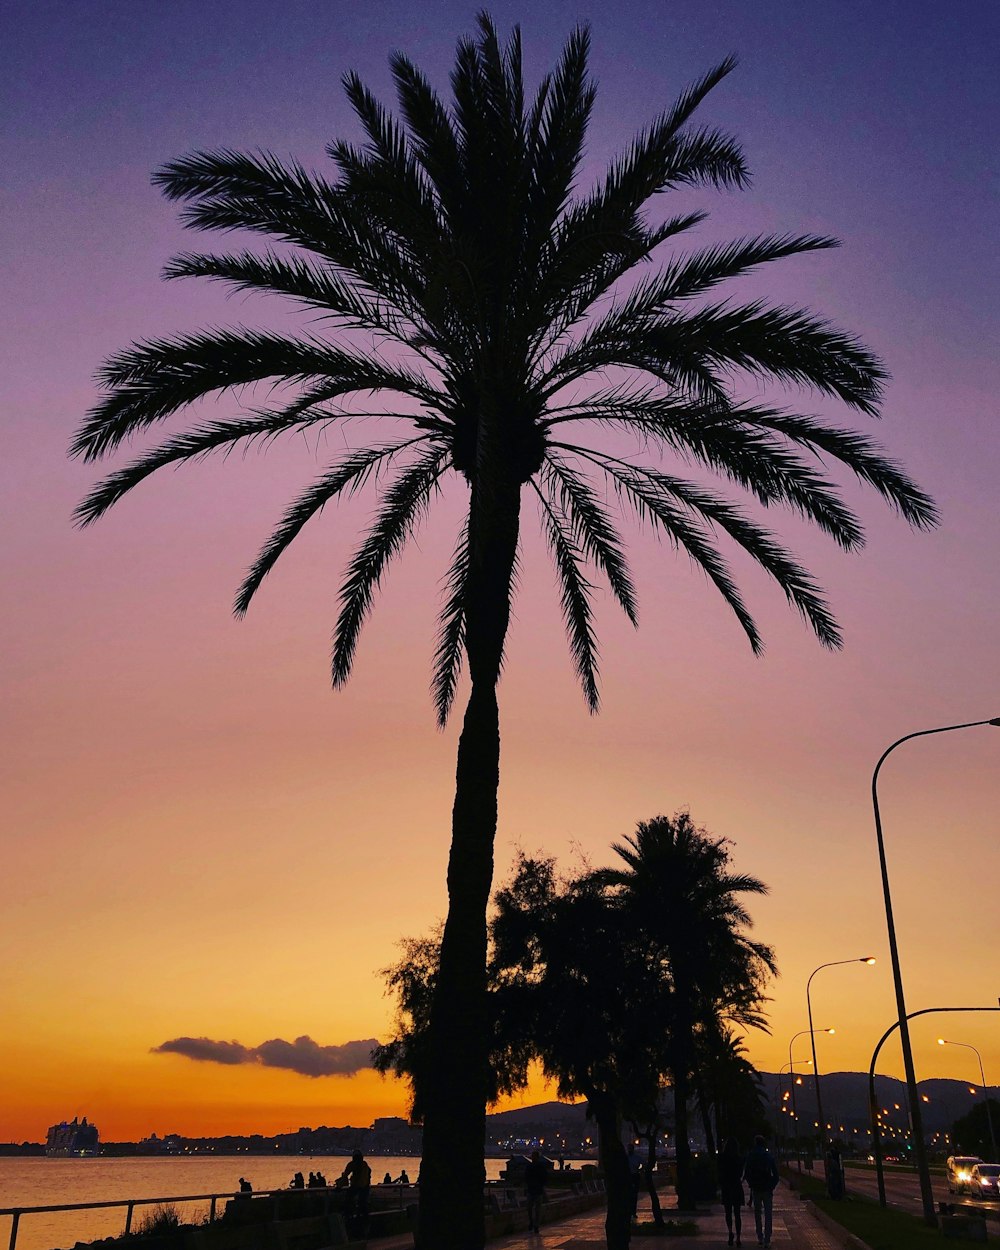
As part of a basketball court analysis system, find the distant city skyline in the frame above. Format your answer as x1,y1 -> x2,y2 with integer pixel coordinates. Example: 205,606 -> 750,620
3,0 -> 998,1142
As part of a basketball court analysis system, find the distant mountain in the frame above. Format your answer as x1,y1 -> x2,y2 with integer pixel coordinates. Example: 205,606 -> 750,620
758,1071 -> 987,1135
487,1075 -> 989,1139
487,1101 -> 590,1129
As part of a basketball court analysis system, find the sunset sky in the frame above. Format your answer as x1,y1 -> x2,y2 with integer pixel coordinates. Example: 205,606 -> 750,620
3,0 -> 998,1143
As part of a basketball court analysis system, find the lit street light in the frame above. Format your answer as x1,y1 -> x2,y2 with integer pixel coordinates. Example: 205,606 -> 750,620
806,958 -> 874,1155
939,1038 -> 997,1157
788,1029 -> 828,1173
871,716 -> 1000,1224
867,1005 -> 1000,1207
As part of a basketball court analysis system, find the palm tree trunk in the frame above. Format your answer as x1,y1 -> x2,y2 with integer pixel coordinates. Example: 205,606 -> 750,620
589,1088 -> 632,1250
642,1130 -> 664,1226
672,1067 -> 694,1210
694,1073 -> 716,1156
416,472 -> 520,1250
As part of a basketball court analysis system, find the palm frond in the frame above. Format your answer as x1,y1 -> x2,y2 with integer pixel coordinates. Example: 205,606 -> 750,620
561,444 -> 841,649
332,445 -> 448,685
432,518 -> 470,727
524,26 -> 594,249
388,53 -> 465,222
587,57 -> 745,220
540,456 -> 638,623
235,437 -> 433,616
533,210 -> 707,363
607,233 -> 840,319
749,410 -> 938,528
74,329 -> 439,461
162,250 -> 414,341
154,149 -> 436,326
74,406 -> 407,527
541,320 -> 731,408
642,301 -> 887,415
530,481 -> 600,710
546,397 -> 866,551
331,73 -> 446,264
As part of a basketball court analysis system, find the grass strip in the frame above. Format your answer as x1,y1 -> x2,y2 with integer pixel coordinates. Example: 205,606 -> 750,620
793,1172 -> 985,1250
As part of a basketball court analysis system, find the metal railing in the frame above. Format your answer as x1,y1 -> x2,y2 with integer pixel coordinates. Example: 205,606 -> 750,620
0,1184 -> 413,1250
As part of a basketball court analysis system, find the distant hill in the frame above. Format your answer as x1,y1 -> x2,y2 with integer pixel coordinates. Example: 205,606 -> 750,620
488,1075 -> 989,1139
487,1101 -> 590,1129
757,1071 -> 987,1135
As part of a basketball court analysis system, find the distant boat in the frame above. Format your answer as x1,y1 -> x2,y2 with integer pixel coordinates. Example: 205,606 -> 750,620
46,1116 -> 100,1157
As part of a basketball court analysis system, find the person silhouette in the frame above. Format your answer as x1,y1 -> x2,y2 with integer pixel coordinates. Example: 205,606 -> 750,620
524,1150 -> 547,1234
340,1151 -> 372,1230
743,1135 -> 779,1249
718,1138 -> 744,1247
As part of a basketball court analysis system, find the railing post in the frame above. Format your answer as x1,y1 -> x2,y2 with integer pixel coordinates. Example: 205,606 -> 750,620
124,1203 -> 134,1236
8,1211 -> 20,1250
209,1198 -> 217,1223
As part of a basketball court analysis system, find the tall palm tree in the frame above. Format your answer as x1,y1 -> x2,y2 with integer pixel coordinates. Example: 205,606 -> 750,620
597,813 -> 777,1208
72,16 -> 935,1248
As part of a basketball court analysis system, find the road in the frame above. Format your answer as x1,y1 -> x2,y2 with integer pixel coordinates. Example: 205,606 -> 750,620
840,1164 -> 1000,1220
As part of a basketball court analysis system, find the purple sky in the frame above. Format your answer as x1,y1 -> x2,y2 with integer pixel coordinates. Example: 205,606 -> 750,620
3,1 -> 999,1138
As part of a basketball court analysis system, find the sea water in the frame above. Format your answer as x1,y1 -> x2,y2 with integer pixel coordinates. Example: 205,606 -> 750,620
0,1155 -> 587,1250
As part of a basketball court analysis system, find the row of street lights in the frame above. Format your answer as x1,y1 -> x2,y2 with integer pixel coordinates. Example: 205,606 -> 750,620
938,1037 -> 998,1159
786,717 -> 999,1225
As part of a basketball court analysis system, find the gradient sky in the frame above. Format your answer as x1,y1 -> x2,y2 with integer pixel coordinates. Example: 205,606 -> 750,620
3,0 -> 999,1143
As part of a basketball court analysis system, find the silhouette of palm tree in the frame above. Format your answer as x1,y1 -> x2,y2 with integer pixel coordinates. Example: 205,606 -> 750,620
597,812 -> 776,1209
695,1024 -> 766,1154
73,16 -> 934,1248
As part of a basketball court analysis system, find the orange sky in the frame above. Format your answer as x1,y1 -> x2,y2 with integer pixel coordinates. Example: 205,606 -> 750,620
3,2 -> 998,1143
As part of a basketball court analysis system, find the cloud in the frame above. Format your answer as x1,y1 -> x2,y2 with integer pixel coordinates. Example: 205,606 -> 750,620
153,1034 -> 378,1078
256,1036 -> 378,1077
154,1037 -> 255,1066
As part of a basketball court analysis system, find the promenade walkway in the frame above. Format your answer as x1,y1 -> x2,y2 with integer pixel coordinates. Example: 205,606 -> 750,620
378,1183 -> 850,1249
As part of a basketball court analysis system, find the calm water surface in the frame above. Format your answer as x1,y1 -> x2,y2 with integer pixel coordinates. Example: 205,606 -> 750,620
0,1156 -> 587,1250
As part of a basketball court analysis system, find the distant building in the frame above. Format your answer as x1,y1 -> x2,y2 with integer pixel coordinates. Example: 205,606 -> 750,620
46,1116 -> 99,1157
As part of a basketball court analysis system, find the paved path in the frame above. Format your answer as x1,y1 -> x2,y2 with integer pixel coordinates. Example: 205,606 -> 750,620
378,1184 -> 849,1249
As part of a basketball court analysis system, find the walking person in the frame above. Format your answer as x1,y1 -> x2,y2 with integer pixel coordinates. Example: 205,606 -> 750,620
523,1150 -> 547,1233
742,1135 -> 779,1248
718,1137 -> 745,1247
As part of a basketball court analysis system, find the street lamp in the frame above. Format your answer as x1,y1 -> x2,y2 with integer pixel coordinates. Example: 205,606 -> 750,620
868,1005 -> 1000,1206
807,958 -> 874,1153
789,1029 -> 828,1173
871,716 -> 1000,1225
938,1038 -> 998,1157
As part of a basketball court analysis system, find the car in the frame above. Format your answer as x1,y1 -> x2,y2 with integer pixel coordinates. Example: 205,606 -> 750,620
946,1155 -> 983,1194
968,1163 -> 1000,1201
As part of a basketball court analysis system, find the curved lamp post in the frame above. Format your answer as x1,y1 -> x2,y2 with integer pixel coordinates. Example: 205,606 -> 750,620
807,959 -> 874,1151
871,716 -> 1000,1224
868,1006 -> 1000,1206
938,1038 -> 998,1158
789,1029 -> 827,1172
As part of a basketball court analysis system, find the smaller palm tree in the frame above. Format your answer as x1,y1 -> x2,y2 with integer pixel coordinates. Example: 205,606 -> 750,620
597,812 -> 776,1210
